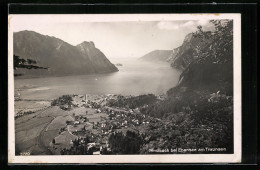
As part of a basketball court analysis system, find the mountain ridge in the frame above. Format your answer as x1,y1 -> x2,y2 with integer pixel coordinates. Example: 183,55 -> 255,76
139,33 -> 212,71
13,30 -> 118,77
168,32 -> 212,70
139,50 -> 172,63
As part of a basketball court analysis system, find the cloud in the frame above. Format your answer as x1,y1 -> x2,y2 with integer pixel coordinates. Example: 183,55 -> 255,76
157,21 -> 180,30
157,21 -> 198,30
157,20 -> 211,31
182,21 -> 196,27
197,19 -> 209,26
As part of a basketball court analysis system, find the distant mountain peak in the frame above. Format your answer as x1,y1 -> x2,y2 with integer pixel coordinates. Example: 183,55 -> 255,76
139,50 -> 172,62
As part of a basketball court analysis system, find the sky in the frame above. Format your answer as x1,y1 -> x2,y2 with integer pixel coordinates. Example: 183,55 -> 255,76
10,15 -> 213,59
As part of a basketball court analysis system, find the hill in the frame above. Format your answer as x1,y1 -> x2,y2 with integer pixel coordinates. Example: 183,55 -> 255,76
139,33 -> 211,70
13,30 -> 118,77
168,33 -> 212,70
139,50 -> 172,63
139,20 -> 234,154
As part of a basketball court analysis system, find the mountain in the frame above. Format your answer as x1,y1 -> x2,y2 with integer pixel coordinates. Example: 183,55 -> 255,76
139,50 -> 172,63
76,41 -> 118,73
139,33 -> 211,70
13,30 -> 118,77
139,21 -> 234,154
168,33 -> 212,70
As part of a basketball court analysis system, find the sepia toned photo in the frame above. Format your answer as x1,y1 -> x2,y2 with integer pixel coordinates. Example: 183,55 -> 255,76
8,14 -> 241,163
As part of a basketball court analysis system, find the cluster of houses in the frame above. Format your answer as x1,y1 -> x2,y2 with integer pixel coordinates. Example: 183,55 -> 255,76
60,94 -> 163,155
66,132 -> 111,155
61,136 -> 110,155
72,94 -> 120,109
105,107 -> 152,126
89,106 -> 159,138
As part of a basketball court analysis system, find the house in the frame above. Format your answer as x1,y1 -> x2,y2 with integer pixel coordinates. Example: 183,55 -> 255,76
87,143 -> 96,149
66,120 -> 74,125
69,140 -> 73,145
74,121 -> 80,125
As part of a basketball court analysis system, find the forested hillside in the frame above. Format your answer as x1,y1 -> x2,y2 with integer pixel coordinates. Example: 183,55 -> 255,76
139,20 -> 234,154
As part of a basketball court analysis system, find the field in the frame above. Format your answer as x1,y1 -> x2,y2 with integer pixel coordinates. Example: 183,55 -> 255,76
15,96 -> 108,155
15,107 -> 64,155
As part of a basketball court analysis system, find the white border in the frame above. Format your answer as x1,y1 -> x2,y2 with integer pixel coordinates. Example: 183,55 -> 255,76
8,14 -> 241,164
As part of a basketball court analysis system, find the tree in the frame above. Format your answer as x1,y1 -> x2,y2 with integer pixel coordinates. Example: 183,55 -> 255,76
13,54 -> 48,70
193,20 -> 233,64
108,131 -> 143,154
52,138 -> 56,144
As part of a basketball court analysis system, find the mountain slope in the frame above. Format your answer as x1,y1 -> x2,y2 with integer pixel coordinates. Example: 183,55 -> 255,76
76,41 -> 118,73
139,33 -> 211,70
139,50 -> 172,63
13,30 -> 118,76
168,33 -> 212,70
140,21 -> 234,153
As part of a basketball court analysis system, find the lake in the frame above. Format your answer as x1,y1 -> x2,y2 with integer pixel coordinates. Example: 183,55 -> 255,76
14,58 -> 181,100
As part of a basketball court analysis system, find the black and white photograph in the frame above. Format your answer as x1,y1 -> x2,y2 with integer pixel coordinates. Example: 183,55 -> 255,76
8,14 -> 241,163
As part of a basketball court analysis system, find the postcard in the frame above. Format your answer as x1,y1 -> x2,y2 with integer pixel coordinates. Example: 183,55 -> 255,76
8,13 -> 241,163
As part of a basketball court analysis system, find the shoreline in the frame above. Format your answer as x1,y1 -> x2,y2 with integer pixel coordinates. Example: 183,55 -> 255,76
14,69 -> 119,80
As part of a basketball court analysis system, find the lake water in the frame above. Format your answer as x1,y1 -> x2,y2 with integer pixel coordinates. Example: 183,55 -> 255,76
14,58 -> 181,100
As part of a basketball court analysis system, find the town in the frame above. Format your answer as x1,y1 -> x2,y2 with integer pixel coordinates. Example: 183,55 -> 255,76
49,94 -> 162,155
